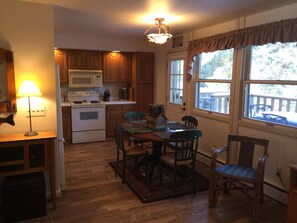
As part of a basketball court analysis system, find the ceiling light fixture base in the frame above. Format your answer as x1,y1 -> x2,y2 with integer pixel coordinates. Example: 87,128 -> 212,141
144,18 -> 172,44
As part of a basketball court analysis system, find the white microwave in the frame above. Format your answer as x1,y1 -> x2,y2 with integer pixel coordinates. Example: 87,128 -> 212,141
68,69 -> 103,88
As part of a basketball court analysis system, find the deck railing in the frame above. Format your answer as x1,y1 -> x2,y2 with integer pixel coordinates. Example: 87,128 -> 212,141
249,94 -> 297,113
199,93 -> 297,114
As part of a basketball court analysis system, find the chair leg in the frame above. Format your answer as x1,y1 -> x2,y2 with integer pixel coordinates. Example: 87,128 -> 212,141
208,173 -> 216,208
159,162 -> 163,186
145,152 -> 149,181
122,158 -> 126,184
192,162 -> 196,194
252,182 -> 262,221
174,166 -> 177,197
115,151 -> 119,177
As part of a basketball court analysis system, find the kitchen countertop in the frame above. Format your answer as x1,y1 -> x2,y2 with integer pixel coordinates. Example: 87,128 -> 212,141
61,102 -> 71,107
104,100 -> 136,105
61,101 -> 136,107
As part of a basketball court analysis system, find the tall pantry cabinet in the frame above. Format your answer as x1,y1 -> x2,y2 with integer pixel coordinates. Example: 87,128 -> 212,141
132,52 -> 154,113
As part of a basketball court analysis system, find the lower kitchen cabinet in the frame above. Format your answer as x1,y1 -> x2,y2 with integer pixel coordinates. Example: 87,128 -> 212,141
106,104 -> 137,137
62,106 -> 72,142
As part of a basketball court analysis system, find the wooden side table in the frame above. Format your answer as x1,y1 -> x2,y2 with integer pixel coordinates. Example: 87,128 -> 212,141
0,131 -> 57,209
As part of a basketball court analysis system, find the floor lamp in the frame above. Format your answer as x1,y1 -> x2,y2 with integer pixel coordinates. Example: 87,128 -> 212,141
17,80 -> 42,136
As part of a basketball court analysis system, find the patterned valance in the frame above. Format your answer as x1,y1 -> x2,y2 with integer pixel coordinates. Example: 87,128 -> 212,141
186,18 -> 297,80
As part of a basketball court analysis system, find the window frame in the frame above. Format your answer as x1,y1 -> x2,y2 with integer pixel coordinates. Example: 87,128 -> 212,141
242,43 -> 297,129
193,49 -> 234,116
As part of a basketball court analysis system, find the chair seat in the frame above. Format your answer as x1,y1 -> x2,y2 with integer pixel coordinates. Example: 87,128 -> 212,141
160,153 -> 193,166
216,164 -> 256,181
124,145 -> 146,156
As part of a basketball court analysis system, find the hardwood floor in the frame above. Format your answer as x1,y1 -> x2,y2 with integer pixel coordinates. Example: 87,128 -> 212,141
1,139 -> 287,223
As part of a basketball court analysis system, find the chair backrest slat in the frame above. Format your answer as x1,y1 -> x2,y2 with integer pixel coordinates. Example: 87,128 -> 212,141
170,130 -> 203,162
182,115 -> 198,129
228,134 -> 269,168
124,111 -> 146,121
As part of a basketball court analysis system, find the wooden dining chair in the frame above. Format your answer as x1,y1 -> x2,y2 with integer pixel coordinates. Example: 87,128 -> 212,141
123,111 -> 150,147
164,115 -> 198,154
182,115 -> 198,129
208,134 -> 269,221
114,122 -> 147,184
159,130 -> 203,197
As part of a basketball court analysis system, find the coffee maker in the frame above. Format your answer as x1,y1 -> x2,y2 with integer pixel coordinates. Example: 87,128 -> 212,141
119,88 -> 128,100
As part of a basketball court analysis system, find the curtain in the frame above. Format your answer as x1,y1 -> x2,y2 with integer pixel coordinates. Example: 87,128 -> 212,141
186,18 -> 297,79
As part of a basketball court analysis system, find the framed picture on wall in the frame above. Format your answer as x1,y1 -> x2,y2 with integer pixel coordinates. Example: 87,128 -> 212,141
172,35 -> 184,48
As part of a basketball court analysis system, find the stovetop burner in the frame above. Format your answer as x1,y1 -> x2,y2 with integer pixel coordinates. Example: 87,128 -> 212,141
73,101 -> 83,104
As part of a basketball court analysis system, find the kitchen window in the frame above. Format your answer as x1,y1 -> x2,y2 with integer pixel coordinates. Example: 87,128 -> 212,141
194,49 -> 234,114
243,42 -> 297,128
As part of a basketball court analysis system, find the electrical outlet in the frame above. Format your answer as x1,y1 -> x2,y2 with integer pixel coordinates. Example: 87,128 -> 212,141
276,167 -> 282,177
26,106 -> 46,117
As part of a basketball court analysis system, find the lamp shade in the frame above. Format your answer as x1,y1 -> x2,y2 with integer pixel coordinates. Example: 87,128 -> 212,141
17,80 -> 42,97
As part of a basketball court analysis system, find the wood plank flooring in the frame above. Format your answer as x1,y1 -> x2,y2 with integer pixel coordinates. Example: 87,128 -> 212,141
0,139 -> 287,223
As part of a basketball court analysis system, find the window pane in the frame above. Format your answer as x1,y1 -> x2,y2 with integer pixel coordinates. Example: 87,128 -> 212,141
195,82 -> 230,114
199,49 -> 233,80
244,83 -> 297,127
250,42 -> 297,81
169,59 -> 184,104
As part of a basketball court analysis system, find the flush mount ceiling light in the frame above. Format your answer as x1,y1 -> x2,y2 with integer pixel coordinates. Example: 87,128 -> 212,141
144,18 -> 172,44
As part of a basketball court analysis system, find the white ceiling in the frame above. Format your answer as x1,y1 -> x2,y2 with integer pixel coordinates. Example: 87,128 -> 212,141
23,0 -> 297,40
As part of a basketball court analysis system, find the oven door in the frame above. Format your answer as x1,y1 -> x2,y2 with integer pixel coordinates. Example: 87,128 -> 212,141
71,106 -> 106,131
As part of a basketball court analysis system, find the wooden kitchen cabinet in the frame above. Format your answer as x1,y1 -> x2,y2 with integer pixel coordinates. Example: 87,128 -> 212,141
62,106 -> 72,142
132,52 -> 154,113
0,131 -> 57,209
68,50 -> 102,70
106,105 -> 122,137
103,52 -> 131,83
54,49 -> 68,83
106,104 -> 137,137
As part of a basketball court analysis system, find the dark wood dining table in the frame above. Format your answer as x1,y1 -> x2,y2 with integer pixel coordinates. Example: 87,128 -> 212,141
122,121 -> 192,181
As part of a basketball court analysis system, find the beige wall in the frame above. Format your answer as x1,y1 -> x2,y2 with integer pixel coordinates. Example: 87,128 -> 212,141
0,0 -> 56,134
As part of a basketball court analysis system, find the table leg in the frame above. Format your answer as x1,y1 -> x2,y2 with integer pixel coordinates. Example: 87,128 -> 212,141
148,141 -> 163,181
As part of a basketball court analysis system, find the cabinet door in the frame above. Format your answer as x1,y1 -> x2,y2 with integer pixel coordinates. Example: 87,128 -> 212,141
134,53 -> 154,83
135,83 -> 153,113
103,53 -> 118,83
86,51 -> 102,70
68,50 -> 86,69
54,49 -> 68,83
62,107 -> 72,142
118,53 -> 131,83
106,105 -> 122,137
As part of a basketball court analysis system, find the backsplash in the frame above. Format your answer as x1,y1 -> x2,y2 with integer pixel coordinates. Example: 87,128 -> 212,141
60,83 -> 129,102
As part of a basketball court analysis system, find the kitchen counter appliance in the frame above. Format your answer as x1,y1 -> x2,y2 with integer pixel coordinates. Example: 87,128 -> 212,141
67,91 -> 106,143
68,70 -> 103,88
119,88 -> 128,100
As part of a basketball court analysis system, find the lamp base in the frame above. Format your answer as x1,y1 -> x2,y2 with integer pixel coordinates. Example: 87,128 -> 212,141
24,131 -> 39,136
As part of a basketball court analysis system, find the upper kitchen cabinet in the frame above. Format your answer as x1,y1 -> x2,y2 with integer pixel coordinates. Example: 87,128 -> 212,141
68,50 -> 102,70
103,52 -> 131,83
133,52 -> 154,83
54,49 -> 68,83
132,52 -> 154,113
